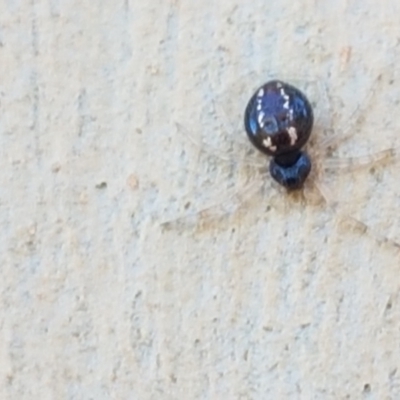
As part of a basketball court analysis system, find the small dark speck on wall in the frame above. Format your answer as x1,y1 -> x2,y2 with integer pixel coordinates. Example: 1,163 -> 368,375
95,182 -> 107,189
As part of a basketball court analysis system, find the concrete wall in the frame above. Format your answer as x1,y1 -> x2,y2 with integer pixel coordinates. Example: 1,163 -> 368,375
2,1 -> 400,399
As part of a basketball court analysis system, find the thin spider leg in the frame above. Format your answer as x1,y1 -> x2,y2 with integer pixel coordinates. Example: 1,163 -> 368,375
323,146 -> 400,171
208,70 -> 252,137
160,179 -> 264,230
339,214 -> 400,252
318,74 -> 383,152
315,78 -> 334,129
175,121 -> 263,174
175,108 -> 265,168
310,172 -> 339,209
210,79 -> 269,168
175,122 -> 233,163
311,177 -> 400,251
210,89 -> 241,140
210,98 -> 265,167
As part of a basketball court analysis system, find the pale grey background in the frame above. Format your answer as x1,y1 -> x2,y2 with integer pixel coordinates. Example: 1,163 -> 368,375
2,1 -> 400,399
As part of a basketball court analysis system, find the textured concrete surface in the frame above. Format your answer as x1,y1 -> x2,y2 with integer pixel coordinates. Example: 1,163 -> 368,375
2,1 -> 400,399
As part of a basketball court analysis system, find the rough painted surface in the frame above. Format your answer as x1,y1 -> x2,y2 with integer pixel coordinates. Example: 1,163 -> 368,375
2,1 -> 400,399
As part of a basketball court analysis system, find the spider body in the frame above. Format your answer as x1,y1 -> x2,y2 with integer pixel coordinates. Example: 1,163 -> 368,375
244,80 -> 314,189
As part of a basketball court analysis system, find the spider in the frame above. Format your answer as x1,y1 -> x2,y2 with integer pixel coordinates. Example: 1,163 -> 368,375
162,72 -> 400,250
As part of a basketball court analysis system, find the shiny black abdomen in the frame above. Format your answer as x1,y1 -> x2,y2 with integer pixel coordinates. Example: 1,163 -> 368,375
244,80 -> 314,157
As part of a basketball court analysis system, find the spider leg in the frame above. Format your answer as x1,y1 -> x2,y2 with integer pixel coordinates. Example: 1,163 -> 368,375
318,73 -> 383,152
339,215 -> 400,252
175,122 -> 234,163
312,177 -> 400,251
323,146 -> 400,171
175,106 -> 265,169
160,178 -> 265,230
209,101 -> 266,168
208,73 -> 271,168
